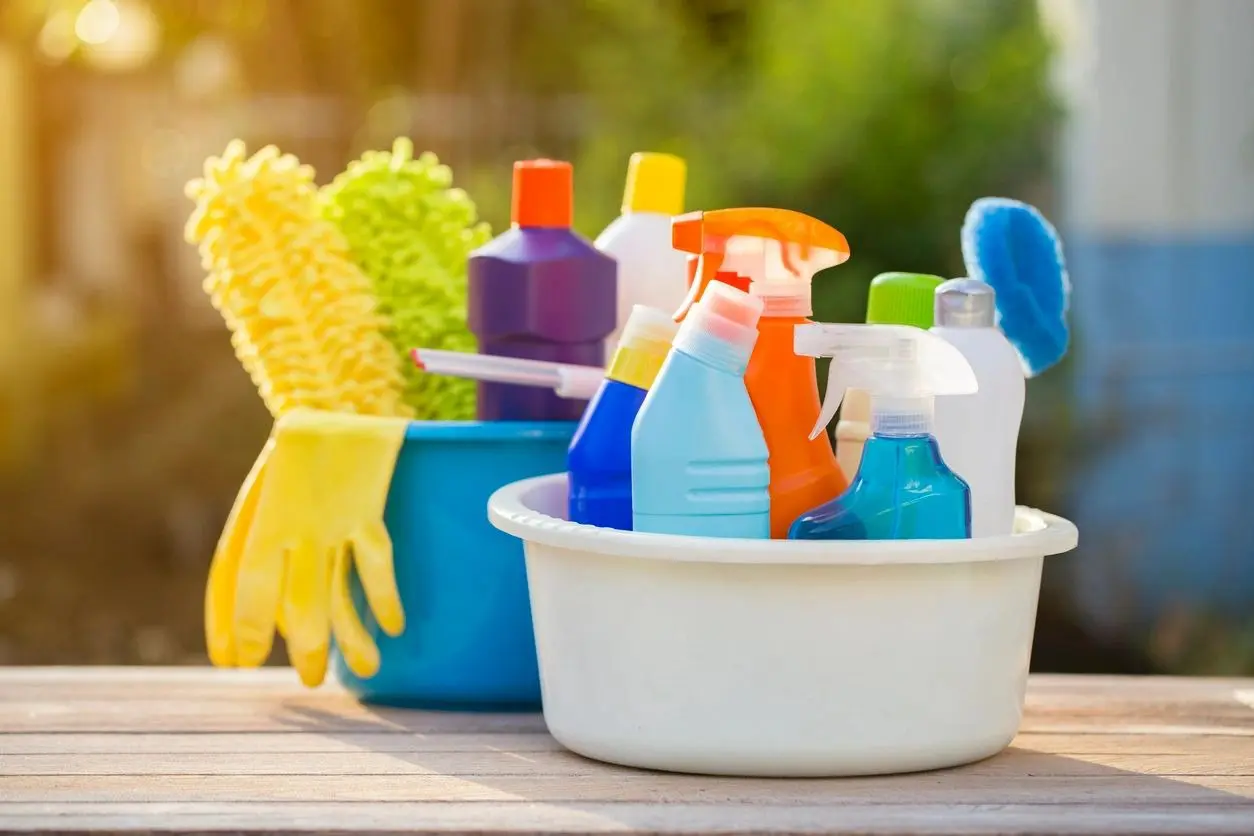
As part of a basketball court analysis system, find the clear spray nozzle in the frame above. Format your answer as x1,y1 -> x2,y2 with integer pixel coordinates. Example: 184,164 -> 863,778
794,323 -> 979,440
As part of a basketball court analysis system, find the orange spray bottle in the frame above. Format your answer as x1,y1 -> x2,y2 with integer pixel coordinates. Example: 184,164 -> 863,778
672,209 -> 852,538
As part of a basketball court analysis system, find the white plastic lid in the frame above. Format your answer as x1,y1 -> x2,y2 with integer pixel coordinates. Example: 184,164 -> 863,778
934,278 -> 996,328
675,281 -> 764,367
618,304 -> 679,350
750,278 -> 812,318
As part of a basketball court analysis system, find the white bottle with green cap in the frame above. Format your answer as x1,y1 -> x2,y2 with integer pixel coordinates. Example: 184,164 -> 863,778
930,278 -> 1025,538
596,152 -> 689,353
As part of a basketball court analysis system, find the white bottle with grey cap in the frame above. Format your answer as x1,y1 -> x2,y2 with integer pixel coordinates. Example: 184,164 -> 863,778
930,278 -> 1025,537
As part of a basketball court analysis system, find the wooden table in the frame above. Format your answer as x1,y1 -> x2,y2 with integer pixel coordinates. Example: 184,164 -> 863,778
1,669 -> 1253,835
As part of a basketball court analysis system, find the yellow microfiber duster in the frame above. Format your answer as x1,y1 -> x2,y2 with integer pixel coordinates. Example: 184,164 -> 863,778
187,141 -> 413,686
186,140 -> 413,419
321,137 -> 491,419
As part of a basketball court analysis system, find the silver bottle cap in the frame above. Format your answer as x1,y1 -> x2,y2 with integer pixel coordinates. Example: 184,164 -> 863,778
934,278 -> 996,328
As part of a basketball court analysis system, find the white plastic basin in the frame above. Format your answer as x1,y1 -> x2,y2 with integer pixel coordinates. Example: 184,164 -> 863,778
488,471 -> 1079,778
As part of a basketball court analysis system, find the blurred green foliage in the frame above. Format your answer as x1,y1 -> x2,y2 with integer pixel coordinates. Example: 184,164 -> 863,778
5,2 -> 1061,325
534,0 -> 1062,326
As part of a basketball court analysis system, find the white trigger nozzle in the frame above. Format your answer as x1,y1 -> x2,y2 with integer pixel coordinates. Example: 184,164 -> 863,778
809,364 -> 845,440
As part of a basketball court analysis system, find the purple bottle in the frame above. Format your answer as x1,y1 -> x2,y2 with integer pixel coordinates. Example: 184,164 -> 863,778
467,159 -> 617,421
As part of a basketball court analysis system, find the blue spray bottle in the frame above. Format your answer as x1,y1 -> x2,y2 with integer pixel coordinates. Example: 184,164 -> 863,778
567,305 -> 678,530
788,323 -> 979,541
631,281 -> 770,539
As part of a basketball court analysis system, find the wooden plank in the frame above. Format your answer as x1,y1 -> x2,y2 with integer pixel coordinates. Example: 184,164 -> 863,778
0,667 -> 290,687
6,706 -> 1252,736
1,670 -> 1251,735
2,693 -> 1252,735
1,670 -> 1253,834
2,669 -> 1250,706
0,732 -> 566,755
2,668 -> 1249,697
0,700 -> 550,734
1028,675 -> 1254,697
6,668 -> 1251,691
1,731 -> 1248,757
1,747 -> 1252,778
3,802 -> 1254,836
1,772 -> 1252,804
1020,723 -> 1254,737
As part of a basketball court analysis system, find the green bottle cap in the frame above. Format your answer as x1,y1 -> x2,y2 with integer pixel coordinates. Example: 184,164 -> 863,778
865,272 -> 947,328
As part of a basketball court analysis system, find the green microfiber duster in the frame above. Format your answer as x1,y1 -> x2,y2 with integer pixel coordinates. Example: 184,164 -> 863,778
321,138 -> 492,419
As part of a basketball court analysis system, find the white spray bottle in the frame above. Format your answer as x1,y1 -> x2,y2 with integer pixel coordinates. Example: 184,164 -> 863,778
789,323 -> 979,541
930,278 -> 1025,537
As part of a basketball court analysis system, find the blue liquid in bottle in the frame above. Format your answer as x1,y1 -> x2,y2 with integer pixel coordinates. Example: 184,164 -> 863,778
788,433 -> 971,540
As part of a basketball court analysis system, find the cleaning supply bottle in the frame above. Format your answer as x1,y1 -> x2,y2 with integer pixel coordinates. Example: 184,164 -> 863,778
672,208 -> 852,538
567,305 -> 678,530
596,153 -> 689,352
835,272 -> 945,478
930,278 -> 1025,537
467,159 -> 617,422
631,281 -> 769,538
789,323 -> 978,541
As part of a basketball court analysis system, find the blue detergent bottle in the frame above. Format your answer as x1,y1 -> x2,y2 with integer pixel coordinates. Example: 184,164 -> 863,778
567,305 -> 678,529
788,323 -> 980,541
631,281 -> 770,538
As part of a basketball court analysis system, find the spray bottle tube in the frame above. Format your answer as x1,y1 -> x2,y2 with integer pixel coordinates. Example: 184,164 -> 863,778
411,349 -> 605,400
790,323 -> 979,541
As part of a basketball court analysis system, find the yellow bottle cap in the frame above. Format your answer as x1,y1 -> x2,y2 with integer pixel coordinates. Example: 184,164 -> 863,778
622,152 -> 686,216
606,304 -> 679,390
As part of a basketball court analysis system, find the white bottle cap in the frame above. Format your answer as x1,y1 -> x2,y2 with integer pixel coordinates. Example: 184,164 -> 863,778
750,277 -> 811,318
935,278 -> 996,328
674,281 -> 764,369
618,304 -> 679,350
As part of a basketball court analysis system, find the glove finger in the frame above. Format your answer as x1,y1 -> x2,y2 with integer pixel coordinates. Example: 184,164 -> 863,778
205,549 -> 240,668
205,448 -> 270,667
233,524 -> 285,668
331,547 -> 380,679
349,519 -> 405,637
282,539 -> 332,688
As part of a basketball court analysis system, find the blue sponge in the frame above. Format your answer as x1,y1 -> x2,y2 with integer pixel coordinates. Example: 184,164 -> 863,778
961,197 -> 1071,377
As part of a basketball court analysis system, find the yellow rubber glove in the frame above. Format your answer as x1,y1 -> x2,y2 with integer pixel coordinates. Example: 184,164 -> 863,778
205,409 -> 409,686
205,436 -> 274,669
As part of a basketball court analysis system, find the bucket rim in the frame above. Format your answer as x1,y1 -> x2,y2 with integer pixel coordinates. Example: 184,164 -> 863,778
403,420 -> 578,443
488,472 -> 1078,567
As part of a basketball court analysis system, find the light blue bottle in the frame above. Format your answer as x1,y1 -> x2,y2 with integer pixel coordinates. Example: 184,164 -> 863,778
787,323 -> 980,541
631,282 -> 770,538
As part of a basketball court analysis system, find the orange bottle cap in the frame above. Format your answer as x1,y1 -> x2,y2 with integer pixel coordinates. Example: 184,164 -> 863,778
511,160 -> 573,228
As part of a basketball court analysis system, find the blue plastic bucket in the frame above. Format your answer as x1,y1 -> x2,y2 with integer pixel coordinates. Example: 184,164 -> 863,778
333,420 -> 575,709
